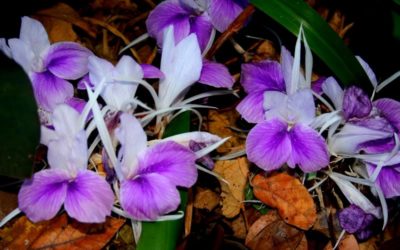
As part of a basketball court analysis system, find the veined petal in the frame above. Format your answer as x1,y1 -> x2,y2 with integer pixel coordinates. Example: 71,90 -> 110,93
199,60 -> 234,88
287,123 -> 329,172
18,169 -> 69,222
146,0 -> 191,47
45,42 -> 92,80
64,170 -> 114,223
141,64 -> 165,79
8,38 -> 35,73
159,26 -> 202,108
116,114 -> 147,177
190,13 -> 213,51
19,16 -> 50,57
374,98 -> 400,131
240,60 -> 285,93
31,71 -> 74,111
329,124 -> 392,155
208,0 -> 245,32
367,164 -> 400,198
321,77 -> 344,110
120,174 -> 180,221
343,86 -> 372,120
236,92 -> 265,123
138,141 -> 197,187
246,119 -> 291,171
287,89 -> 315,125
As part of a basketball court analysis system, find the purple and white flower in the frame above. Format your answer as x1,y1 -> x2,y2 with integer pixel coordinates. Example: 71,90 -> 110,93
0,16 -> 92,116
18,105 -> 114,223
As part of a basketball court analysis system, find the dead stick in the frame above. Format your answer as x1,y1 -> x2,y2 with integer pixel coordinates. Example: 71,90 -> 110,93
205,4 -> 255,59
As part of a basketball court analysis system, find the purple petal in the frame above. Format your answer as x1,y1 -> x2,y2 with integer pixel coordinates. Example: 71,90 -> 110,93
311,77 -> 326,95
351,116 -> 394,133
343,86 -> 372,120
240,60 -> 285,93
146,0 -> 191,47
374,98 -> 400,131
120,174 -> 180,220
31,71 -> 74,111
287,123 -> 329,172
45,42 -> 92,80
199,60 -> 234,88
236,92 -> 265,123
358,137 -> 395,154
64,170 -> 114,223
138,141 -> 197,187
338,204 -> 368,233
190,13 -> 213,51
141,64 -> 165,79
208,0 -> 245,32
189,140 -> 215,169
18,169 -> 69,222
77,74 -> 93,90
65,97 -> 86,114
367,164 -> 400,198
246,119 -> 291,171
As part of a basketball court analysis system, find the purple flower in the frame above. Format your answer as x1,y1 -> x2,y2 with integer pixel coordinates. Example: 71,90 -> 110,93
146,0 -> 248,51
19,105 -> 114,223
0,17 -> 92,114
366,163 -> 400,198
343,86 -> 372,120
115,114 -> 198,220
338,204 -> 375,240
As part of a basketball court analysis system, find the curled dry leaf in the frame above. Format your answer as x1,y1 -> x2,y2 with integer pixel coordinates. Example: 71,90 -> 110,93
230,213 -> 247,240
0,213 -> 125,250
245,210 -> 307,250
193,188 -> 220,211
252,173 -> 317,230
213,157 -> 249,218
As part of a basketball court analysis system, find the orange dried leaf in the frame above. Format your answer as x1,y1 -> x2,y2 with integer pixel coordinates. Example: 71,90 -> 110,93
245,210 -> 308,250
0,213 -> 125,250
213,157 -> 249,218
252,173 -> 317,230
193,188 -> 220,211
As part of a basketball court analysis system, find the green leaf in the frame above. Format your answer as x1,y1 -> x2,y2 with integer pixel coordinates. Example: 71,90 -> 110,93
0,63 -> 40,178
136,112 -> 191,250
251,0 -> 371,87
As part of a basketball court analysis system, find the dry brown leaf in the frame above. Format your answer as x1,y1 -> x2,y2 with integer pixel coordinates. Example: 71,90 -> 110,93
207,110 -> 244,153
193,188 -> 220,211
0,191 -> 17,221
213,157 -> 249,218
0,213 -> 125,249
245,210 -> 307,250
252,173 -> 317,230
338,234 -> 360,250
230,212 -> 247,240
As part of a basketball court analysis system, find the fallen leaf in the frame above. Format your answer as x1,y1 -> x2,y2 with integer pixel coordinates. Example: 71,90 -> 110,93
252,173 -> 317,230
0,213 -> 125,249
338,234 -> 359,250
193,188 -> 220,211
213,157 -> 249,218
0,191 -> 18,221
207,110 -> 244,154
245,210 -> 307,250
230,212 -> 247,240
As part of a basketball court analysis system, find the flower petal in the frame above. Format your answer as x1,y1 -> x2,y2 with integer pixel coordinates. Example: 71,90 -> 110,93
19,16 -> 50,57
0,38 -> 12,58
287,89 -> 315,125
138,141 -> 197,187
343,86 -> 372,120
374,98 -> 400,131
236,92 -> 265,123
88,55 -> 113,87
338,204 -> 369,233
64,170 -> 114,223
65,97 -> 87,116
287,123 -> 329,172
31,71 -> 74,111
7,38 -> 35,73
321,76 -> 344,110
120,174 -> 180,220
18,169 -> 68,222
114,55 -> 143,81
263,91 -> 288,121
208,0 -> 246,32
163,131 -> 221,147
356,56 -> 378,88
159,26 -> 202,108
190,13 -> 214,51
116,114 -> 147,177
246,119 -> 291,171
367,164 -> 400,198
240,60 -> 285,93
199,60 -> 234,88
45,42 -> 92,80
141,64 -> 165,79
146,0 -> 191,47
